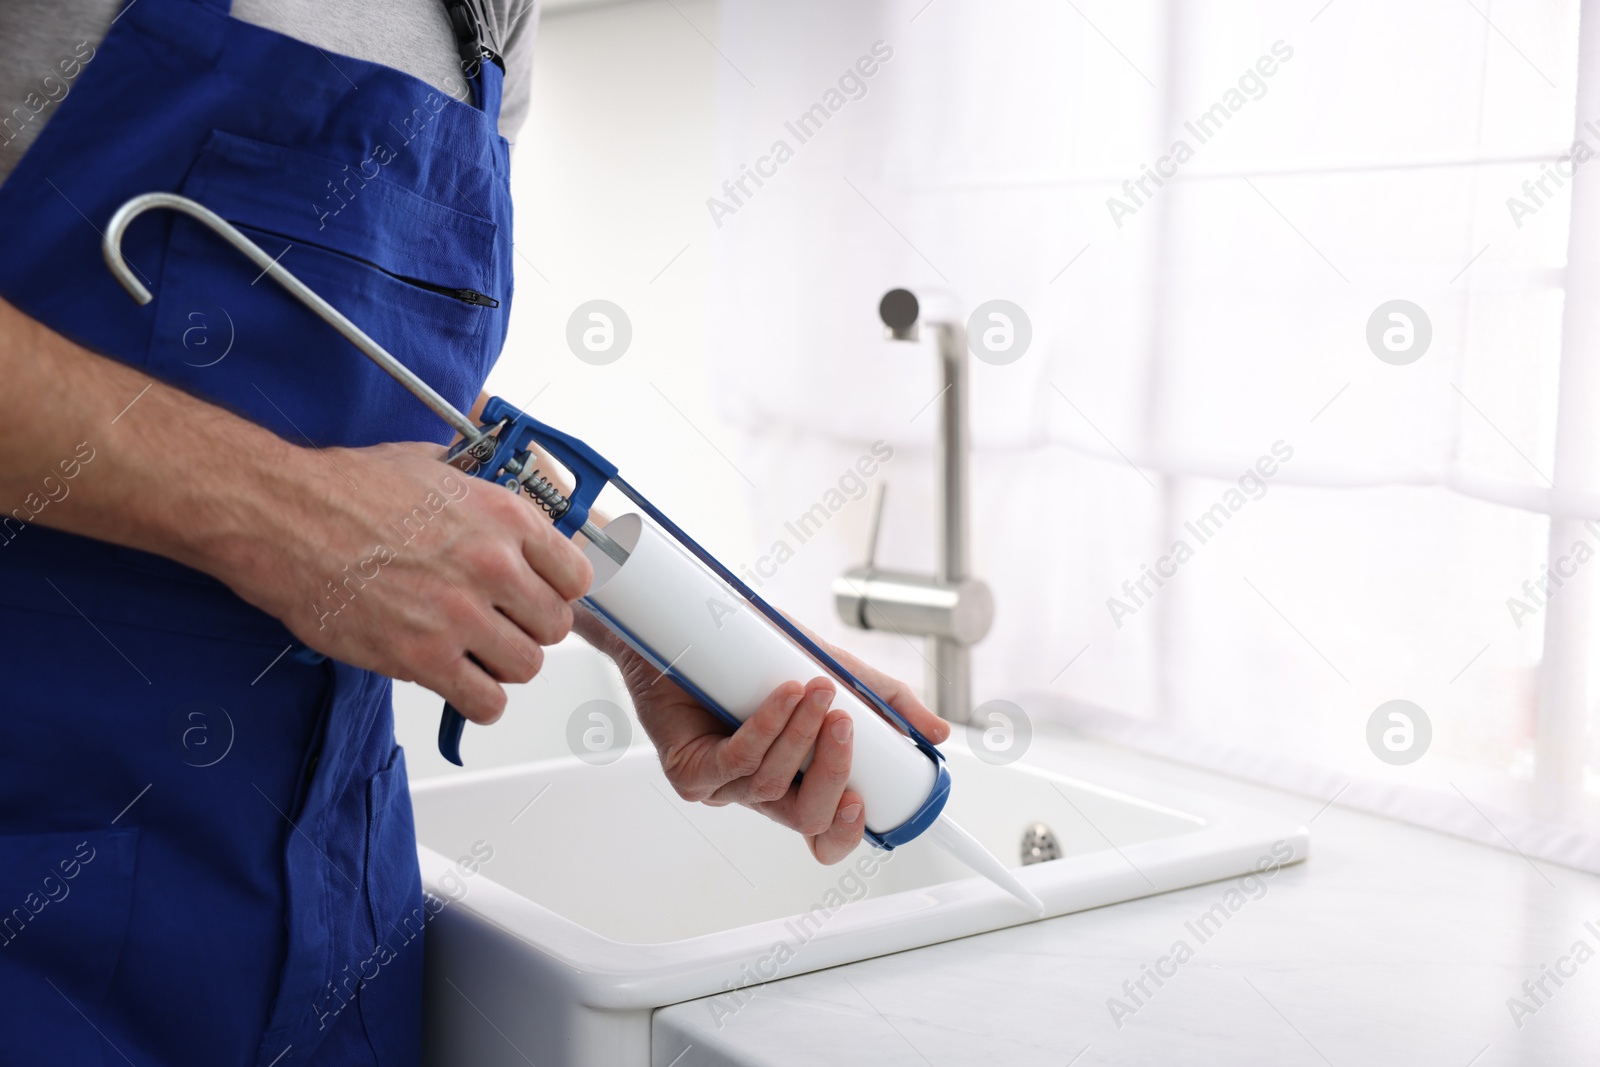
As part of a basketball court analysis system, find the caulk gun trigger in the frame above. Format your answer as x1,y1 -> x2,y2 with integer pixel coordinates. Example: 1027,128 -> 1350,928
438,703 -> 467,766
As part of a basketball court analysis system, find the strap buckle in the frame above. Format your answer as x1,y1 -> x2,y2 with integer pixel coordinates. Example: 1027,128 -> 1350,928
443,0 -> 506,76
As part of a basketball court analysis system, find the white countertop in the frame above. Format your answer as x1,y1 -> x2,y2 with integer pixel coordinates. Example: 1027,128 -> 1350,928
651,733 -> 1600,1066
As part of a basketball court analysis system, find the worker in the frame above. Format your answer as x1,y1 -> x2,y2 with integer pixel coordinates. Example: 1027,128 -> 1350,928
0,1 -> 949,1064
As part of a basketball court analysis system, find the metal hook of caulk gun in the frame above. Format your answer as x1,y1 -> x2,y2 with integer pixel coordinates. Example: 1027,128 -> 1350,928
101,193 -> 1044,910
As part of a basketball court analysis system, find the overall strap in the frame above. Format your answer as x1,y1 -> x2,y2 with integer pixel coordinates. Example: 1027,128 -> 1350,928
442,0 -> 505,113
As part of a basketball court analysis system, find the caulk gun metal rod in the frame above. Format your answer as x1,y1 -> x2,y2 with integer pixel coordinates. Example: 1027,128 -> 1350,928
101,192 -> 487,447
580,519 -> 630,566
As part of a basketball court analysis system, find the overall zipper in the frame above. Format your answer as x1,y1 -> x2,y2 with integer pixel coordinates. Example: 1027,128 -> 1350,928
394,273 -> 499,307
235,222 -> 500,308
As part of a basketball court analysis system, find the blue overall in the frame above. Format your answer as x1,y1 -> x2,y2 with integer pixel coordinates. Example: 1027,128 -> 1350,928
0,0 -> 512,1062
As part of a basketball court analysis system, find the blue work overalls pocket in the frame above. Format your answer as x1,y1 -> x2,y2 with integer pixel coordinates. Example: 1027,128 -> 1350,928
299,740 -> 425,1063
358,745 -> 426,1063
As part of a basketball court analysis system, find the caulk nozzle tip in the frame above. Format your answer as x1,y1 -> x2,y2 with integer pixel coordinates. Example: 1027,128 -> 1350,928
929,814 -> 1047,917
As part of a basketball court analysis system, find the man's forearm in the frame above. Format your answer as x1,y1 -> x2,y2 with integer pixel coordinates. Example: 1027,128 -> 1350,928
0,296 -> 326,585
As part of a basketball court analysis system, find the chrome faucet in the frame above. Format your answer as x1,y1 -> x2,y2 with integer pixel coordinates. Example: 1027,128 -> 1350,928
833,289 -> 994,724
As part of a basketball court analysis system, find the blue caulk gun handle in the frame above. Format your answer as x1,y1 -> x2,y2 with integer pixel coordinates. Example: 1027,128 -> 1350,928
436,397 -> 619,766
439,704 -> 469,766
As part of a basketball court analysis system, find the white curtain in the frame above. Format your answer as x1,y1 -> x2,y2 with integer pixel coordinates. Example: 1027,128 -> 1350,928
707,0 -> 1599,869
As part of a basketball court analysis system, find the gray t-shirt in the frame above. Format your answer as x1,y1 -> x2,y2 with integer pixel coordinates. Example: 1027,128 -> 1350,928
0,0 -> 538,181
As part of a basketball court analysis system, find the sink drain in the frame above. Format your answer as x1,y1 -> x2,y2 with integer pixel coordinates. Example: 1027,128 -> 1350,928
1020,822 -> 1061,866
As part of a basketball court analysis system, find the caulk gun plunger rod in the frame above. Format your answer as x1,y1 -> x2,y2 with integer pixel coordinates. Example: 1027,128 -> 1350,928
580,520 -> 629,567
102,192 -> 487,446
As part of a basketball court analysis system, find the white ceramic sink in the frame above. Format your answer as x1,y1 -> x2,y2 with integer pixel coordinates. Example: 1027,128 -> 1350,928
410,730 -> 1308,1067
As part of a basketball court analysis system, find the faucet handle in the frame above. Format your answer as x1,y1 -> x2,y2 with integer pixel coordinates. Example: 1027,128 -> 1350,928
862,480 -> 887,571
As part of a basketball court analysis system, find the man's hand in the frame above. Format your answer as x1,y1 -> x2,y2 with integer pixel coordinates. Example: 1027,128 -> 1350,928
225,442 -> 593,724
574,609 -> 950,864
